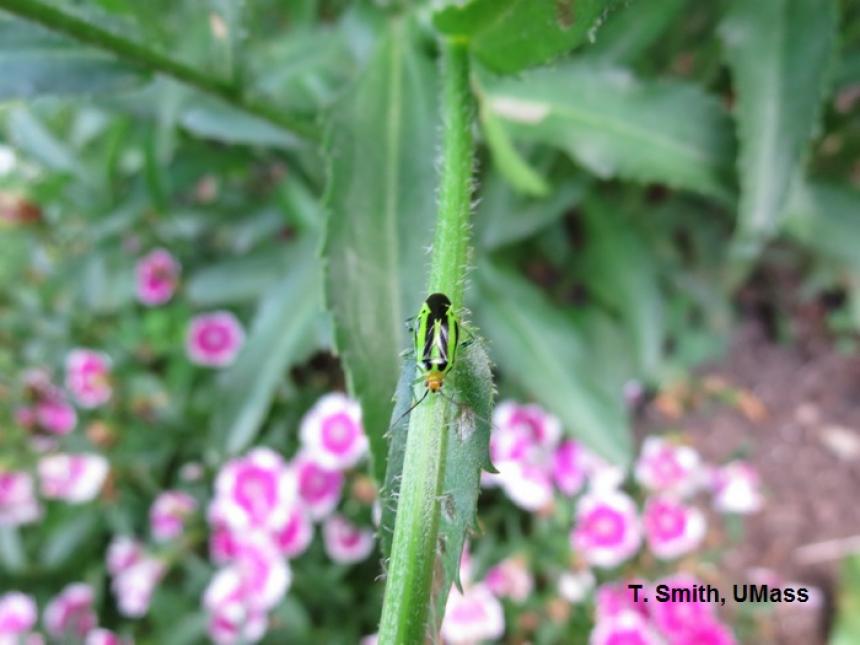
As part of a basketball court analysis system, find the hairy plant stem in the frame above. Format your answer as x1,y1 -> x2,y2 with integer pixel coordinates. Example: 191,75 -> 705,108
0,0 -> 319,141
378,40 -> 475,644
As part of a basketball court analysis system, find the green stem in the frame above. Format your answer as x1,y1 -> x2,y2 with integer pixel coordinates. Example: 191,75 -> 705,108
0,0 -> 319,141
378,40 -> 475,644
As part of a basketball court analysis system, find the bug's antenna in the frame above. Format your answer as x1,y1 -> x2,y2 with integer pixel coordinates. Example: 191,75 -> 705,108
389,388 -> 430,430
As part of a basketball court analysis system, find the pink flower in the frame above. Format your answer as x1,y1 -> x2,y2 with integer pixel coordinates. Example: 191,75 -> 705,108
85,628 -> 128,645
590,611 -> 662,645
552,439 -> 588,496
44,583 -> 97,638
292,454 -> 343,521
299,393 -> 367,470
493,401 -> 561,451
495,460 -> 554,512
186,312 -> 245,367
711,461 -> 763,514
0,471 -> 41,526
203,568 -> 267,645
214,448 -> 296,531
571,490 -> 641,568
634,437 -> 701,496
136,248 -> 180,306
440,583 -> 505,645
583,453 -> 626,492
667,619 -> 737,645
111,555 -> 166,618
557,569 -> 595,604
208,506 -> 240,565
484,556 -> 533,602
322,515 -> 374,564
0,592 -> 37,637
650,574 -> 715,637
34,395 -> 77,436
595,581 -> 649,620
272,504 -> 313,559
229,533 -> 291,610
38,453 -> 109,503
106,536 -> 144,575
150,490 -> 197,542
643,497 -> 706,560
65,349 -> 112,408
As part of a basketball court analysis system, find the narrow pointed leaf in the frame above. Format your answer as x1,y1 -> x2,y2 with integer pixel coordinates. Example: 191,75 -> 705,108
474,260 -> 631,465
324,20 -> 438,484
482,63 -> 735,199
720,0 -> 838,258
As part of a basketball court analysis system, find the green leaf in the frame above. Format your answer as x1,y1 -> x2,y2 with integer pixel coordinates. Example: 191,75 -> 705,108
475,170 -> 589,249
474,260 -> 631,465
5,107 -> 78,174
482,62 -> 735,199
433,0 -> 619,74
211,243 -> 323,456
0,16 -> 144,99
179,96 -> 301,149
187,245 -> 300,306
581,199 -> 664,379
785,182 -> 860,269
432,341 -> 494,614
479,104 -> 549,197
720,0 -> 838,258
324,19 -> 438,485
832,554 -> 860,645
585,0 -> 688,64
40,508 -> 101,568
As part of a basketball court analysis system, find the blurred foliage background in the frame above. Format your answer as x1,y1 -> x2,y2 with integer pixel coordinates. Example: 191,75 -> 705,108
1,0 -> 859,642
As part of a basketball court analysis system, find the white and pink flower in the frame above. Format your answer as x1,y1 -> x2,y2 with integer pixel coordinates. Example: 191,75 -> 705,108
65,349 -> 112,408
634,437 -> 701,497
322,515 -> 374,564
0,592 -> 37,640
136,248 -> 180,306
106,536 -> 144,575
44,583 -> 97,638
228,533 -> 291,611
643,496 -> 706,560
300,394 -> 367,471
668,618 -> 737,645
203,567 -> 268,645
493,401 -> 561,451
85,628 -> 128,645
34,396 -> 77,436
590,610 -> 662,645
292,454 -> 343,521
111,555 -> 166,618
150,490 -> 197,542
272,504 -> 313,559
0,471 -> 41,526
649,574 -> 715,637
495,460 -> 554,512
484,556 -> 533,602
571,490 -> 641,568
558,569 -> 595,604
711,461 -> 763,514
186,312 -> 245,368
214,448 -> 296,531
440,583 -> 505,645
38,453 -> 109,503
552,439 -> 588,496
595,581 -> 649,620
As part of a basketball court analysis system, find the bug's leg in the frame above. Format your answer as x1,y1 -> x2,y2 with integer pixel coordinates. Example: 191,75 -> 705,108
389,389 -> 429,430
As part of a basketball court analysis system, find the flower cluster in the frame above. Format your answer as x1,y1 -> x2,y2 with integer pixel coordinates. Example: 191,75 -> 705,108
0,586 -> 126,644
202,393 -> 372,644
590,575 -> 737,645
473,400 -> 765,644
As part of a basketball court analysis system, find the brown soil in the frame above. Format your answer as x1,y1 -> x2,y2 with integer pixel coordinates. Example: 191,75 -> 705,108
640,321 -> 860,644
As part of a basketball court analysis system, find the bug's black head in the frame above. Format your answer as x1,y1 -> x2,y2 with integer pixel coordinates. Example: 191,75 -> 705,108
425,292 -> 451,318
